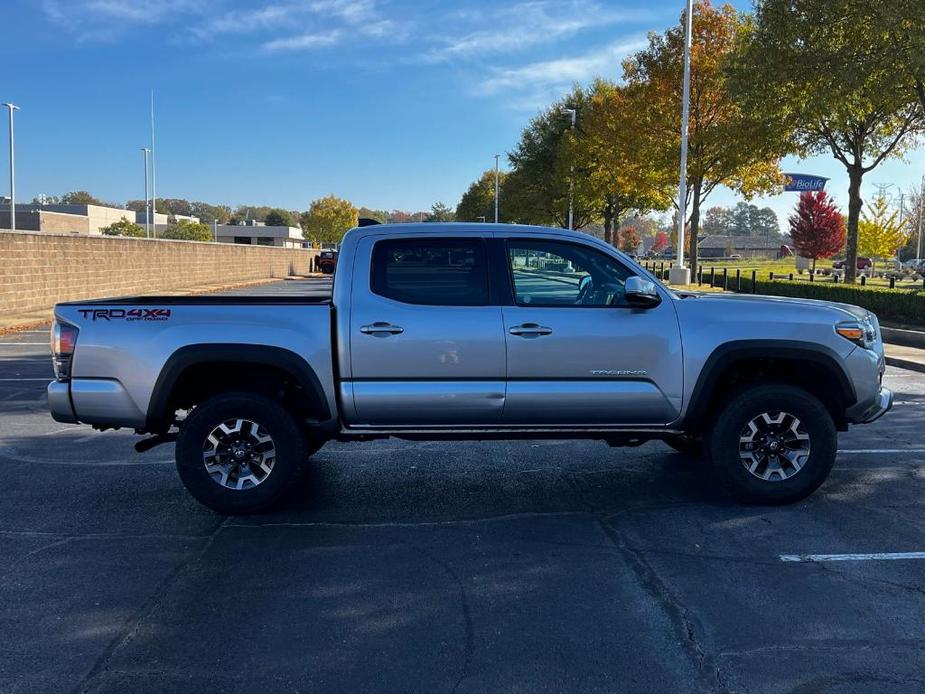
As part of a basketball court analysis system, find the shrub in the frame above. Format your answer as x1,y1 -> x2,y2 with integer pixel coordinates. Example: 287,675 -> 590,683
726,277 -> 925,325
101,217 -> 145,238
161,219 -> 213,242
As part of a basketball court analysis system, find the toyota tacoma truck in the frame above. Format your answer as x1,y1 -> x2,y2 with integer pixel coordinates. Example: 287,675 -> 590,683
47,223 -> 892,513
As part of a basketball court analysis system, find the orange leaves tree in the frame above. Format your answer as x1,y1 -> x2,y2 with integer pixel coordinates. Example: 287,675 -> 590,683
619,1 -> 786,279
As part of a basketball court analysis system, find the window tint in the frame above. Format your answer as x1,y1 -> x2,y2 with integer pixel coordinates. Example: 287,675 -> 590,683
507,239 -> 633,307
371,238 -> 489,306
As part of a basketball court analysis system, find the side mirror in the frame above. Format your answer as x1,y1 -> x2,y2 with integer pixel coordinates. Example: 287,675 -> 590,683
624,275 -> 661,308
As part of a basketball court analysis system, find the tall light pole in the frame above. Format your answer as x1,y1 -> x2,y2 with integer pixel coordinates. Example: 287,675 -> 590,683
150,90 -> 157,237
669,0 -> 694,286
141,148 -> 150,238
917,177 -> 924,260
560,108 -> 577,230
494,154 -> 500,223
3,103 -> 20,232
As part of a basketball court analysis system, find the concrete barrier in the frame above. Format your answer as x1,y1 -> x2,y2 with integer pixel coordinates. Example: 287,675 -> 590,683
0,231 -> 318,317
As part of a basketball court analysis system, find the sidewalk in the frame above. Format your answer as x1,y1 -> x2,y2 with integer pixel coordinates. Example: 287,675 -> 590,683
884,343 -> 925,374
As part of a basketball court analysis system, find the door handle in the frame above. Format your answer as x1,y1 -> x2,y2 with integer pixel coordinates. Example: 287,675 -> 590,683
509,323 -> 552,337
360,322 -> 404,336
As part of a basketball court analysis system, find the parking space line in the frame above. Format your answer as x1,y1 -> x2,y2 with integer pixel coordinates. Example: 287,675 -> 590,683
0,378 -> 51,382
781,552 -> 925,562
837,449 -> 925,454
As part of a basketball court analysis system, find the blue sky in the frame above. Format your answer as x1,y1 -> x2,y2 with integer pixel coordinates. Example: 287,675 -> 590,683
1,0 -> 923,225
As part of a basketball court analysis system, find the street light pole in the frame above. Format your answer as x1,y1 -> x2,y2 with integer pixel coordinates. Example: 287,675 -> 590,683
669,0 -> 694,286
560,108 -> 577,230
141,148 -> 150,238
494,154 -> 500,223
918,177 -> 924,260
3,103 -> 20,232
150,89 -> 157,238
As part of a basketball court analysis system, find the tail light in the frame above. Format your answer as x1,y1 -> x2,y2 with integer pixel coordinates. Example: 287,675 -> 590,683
51,320 -> 79,381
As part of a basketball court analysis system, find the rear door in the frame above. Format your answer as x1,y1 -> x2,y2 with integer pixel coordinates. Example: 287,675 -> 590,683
500,236 -> 683,425
345,235 -> 506,425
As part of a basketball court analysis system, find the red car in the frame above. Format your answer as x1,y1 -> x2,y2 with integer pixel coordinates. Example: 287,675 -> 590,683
317,250 -> 338,274
832,257 -> 872,270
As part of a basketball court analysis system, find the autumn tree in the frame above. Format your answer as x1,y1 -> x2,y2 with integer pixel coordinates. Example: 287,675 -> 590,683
60,191 -> 105,205
161,219 -> 213,241
858,195 -> 908,270
579,80 -> 674,245
734,0 -> 924,282
623,1 -> 786,280
652,230 -> 670,253
619,226 -> 641,254
788,191 -> 845,272
101,217 -> 145,238
302,195 -> 357,245
456,170 -> 506,222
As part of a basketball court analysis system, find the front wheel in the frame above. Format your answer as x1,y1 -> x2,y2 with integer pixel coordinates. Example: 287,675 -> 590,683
705,384 -> 837,504
175,392 -> 307,514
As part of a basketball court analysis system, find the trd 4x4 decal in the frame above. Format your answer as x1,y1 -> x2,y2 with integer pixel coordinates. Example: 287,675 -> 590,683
77,308 -> 172,322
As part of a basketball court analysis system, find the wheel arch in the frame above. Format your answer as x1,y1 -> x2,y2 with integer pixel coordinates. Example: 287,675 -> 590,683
146,343 -> 331,432
683,340 -> 856,433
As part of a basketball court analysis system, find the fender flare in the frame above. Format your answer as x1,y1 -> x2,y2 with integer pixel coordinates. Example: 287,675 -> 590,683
683,340 -> 856,430
146,343 -> 330,430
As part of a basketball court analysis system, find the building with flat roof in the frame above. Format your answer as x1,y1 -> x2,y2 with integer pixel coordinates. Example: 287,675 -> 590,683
214,224 -> 304,249
0,203 -> 138,234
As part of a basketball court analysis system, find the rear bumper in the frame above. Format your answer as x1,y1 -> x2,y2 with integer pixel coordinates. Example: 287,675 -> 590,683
47,381 -> 78,423
846,386 -> 893,424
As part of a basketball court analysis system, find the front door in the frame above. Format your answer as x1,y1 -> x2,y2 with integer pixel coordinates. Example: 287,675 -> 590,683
346,235 -> 506,426
500,237 -> 683,426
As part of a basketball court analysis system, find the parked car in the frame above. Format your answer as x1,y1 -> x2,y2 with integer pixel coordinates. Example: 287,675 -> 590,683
317,249 -> 338,274
902,258 -> 925,272
48,223 -> 891,513
832,257 -> 872,270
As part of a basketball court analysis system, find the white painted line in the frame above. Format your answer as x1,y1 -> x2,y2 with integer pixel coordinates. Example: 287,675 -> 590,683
0,343 -> 49,346
0,378 -> 50,382
781,552 -> 925,563
837,449 -> 925,454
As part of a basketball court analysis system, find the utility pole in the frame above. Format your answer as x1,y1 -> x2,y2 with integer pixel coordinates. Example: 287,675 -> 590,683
669,0 -> 693,286
918,177 -> 924,260
150,90 -> 157,237
2,103 -> 20,232
494,154 -> 500,223
560,108 -> 576,230
141,148 -> 150,238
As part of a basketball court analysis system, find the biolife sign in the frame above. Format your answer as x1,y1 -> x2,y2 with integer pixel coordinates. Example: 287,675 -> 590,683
783,174 -> 828,192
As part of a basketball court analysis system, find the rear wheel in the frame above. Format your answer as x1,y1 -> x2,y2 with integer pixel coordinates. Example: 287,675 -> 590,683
175,392 -> 307,514
705,384 -> 837,504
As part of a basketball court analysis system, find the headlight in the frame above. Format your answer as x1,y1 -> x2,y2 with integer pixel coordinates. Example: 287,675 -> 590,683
836,318 -> 877,350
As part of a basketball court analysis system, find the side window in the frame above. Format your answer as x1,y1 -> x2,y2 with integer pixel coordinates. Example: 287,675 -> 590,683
507,239 -> 633,307
371,237 -> 489,306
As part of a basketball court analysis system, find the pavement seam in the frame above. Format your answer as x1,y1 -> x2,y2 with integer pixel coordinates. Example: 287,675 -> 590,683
70,517 -> 230,694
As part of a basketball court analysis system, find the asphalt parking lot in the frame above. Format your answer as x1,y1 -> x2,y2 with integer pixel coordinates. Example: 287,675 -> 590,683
2,278 -> 925,693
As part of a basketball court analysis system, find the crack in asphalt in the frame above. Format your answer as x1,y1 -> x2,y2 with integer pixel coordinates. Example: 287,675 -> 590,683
70,517 -> 229,694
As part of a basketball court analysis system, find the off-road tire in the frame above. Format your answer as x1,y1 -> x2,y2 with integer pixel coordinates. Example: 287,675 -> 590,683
175,392 -> 307,514
705,383 -> 837,504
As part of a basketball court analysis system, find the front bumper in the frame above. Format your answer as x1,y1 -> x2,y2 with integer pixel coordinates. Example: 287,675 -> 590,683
47,380 -> 78,423
847,386 -> 893,424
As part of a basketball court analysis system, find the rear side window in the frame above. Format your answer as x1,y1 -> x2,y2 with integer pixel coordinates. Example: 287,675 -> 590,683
371,237 -> 489,306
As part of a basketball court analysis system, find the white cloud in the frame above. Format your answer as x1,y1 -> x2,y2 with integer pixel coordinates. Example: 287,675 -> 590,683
421,2 -> 653,63
482,36 -> 647,93
261,28 -> 342,52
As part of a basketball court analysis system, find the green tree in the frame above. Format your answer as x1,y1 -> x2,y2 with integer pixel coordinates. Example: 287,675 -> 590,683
622,1 -> 786,280
302,195 -> 358,245
858,195 -> 908,269
190,202 -> 232,224
456,170 -> 506,222
503,86 -> 598,229
60,191 -> 104,205
358,207 -> 388,223
701,206 -> 731,234
264,208 -> 295,227
734,0 -> 925,282
101,217 -> 145,238
161,219 -> 213,241
429,201 -> 455,222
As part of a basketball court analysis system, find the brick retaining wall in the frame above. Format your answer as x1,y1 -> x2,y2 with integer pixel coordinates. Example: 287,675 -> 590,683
0,231 -> 318,316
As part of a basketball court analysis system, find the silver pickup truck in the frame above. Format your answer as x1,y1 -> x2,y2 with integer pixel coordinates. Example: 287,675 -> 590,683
48,223 -> 892,513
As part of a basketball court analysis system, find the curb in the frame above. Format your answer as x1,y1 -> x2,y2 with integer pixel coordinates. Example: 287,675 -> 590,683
885,356 -> 925,374
882,326 -> 925,350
